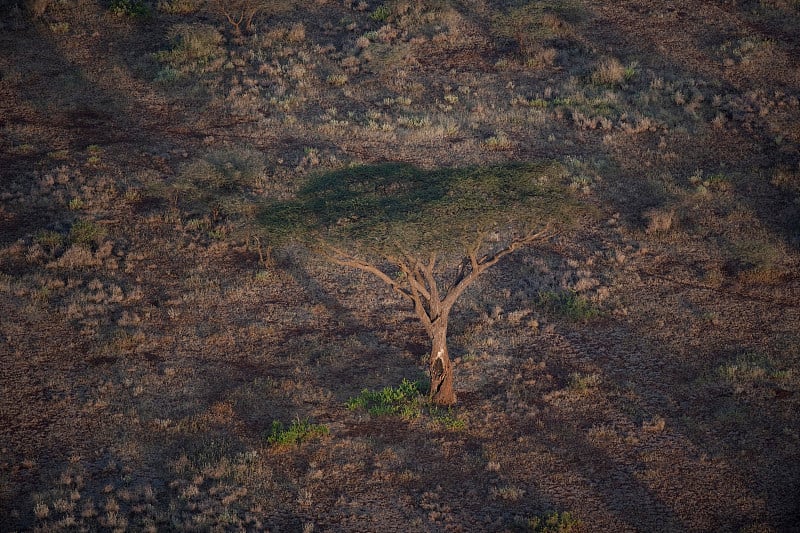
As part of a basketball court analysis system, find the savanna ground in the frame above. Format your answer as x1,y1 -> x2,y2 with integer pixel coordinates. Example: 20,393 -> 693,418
1,0 -> 800,531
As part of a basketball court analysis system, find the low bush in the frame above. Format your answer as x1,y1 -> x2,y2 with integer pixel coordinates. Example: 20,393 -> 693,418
265,418 -> 329,447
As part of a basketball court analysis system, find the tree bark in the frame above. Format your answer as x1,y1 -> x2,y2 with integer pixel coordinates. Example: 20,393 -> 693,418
429,321 -> 455,405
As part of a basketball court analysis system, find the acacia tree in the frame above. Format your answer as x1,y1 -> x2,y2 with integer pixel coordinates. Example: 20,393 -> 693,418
262,162 -> 580,405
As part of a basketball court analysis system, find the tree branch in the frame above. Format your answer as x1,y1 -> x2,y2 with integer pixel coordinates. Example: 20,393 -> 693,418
442,226 -> 553,309
323,245 -> 410,299
394,252 -> 432,302
322,245 -> 434,336
421,252 -> 441,317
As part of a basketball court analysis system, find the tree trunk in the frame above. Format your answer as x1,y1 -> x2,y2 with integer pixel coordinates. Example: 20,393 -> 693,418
429,321 -> 455,405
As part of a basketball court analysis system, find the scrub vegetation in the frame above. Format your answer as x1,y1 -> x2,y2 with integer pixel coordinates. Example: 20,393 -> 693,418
1,0 -> 799,530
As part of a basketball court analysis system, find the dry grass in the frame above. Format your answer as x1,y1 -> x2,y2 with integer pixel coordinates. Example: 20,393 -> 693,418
1,0 -> 799,530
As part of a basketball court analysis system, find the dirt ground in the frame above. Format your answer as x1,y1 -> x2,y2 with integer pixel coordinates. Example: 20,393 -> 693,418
1,1 -> 799,531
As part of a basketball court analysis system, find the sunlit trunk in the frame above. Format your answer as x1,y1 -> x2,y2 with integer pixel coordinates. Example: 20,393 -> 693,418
428,320 -> 455,405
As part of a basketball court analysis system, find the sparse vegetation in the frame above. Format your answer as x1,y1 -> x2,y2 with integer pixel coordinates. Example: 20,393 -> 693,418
346,378 -> 424,418
109,0 -> 150,17
68,219 -> 106,248
265,418 -> 329,447
153,23 -> 224,80
537,289 -> 601,322
2,0 -> 799,531
527,511 -> 582,532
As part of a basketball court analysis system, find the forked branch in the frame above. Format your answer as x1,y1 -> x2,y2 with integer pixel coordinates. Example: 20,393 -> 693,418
320,225 -> 551,339
443,226 -> 553,308
322,244 -> 434,334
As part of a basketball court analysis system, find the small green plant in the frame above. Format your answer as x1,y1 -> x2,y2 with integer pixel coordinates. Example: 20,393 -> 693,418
717,352 -> 785,383
49,22 -> 70,34
153,23 -> 224,80
68,197 -> 84,210
484,131 -> 513,151
567,371 -> 601,391
346,379 -> 423,418
265,418 -> 329,447
370,4 -> 391,22
157,0 -> 200,14
110,0 -> 151,17
35,230 -> 64,253
537,290 -> 601,322
528,511 -> 581,532
429,406 -> 466,430
69,219 -> 106,247
623,63 -> 637,82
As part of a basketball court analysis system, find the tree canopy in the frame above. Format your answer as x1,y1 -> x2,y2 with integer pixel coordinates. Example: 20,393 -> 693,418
260,161 -> 580,259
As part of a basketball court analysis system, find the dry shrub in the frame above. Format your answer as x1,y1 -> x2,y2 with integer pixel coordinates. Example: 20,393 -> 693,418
154,24 -> 224,81
158,0 -> 202,14
287,22 -> 306,42
24,0 -> 49,17
51,245 -> 101,269
206,0 -> 263,34
529,47 -> 557,69
592,57 -> 627,86
643,208 -> 675,234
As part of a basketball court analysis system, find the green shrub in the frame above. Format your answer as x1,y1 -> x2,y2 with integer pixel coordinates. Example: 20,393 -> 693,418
153,23 -> 224,79
537,289 -> 601,322
69,219 -> 106,247
429,406 -> 466,430
528,511 -> 581,532
110,0 -> 151,17
35,230 -> 65,253
265,418 -> 329,447
567,372 -> 601,391
162,147 -> 264,217
370,4 -> 390,22
346,378 -> 423,418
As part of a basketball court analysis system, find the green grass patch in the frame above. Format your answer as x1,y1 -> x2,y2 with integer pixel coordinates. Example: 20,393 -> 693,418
527,511 -> 582,532
110,0 -> 151,17
265,418 -> 329,447
717,352 -> 790,383
429,406 -> 466,430
347,379 -> 467,429
69,219 -> 106,248
346,378 -> 423,418
35,230 -> 65,253
537,290 -> 601,322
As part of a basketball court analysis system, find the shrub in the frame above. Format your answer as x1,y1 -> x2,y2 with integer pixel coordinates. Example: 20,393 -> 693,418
591,57 -> 628,86
370,4 -> 390,22
346,378 -> 423,418
265,418 -> 328,447
528,511 -> 582,532
154,23 -> 224,78
69,220 -> 106,248
537,289 -> 601,322
35,230 -> 65,254
207,0 -> 266,34
110,0 -> 151,17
